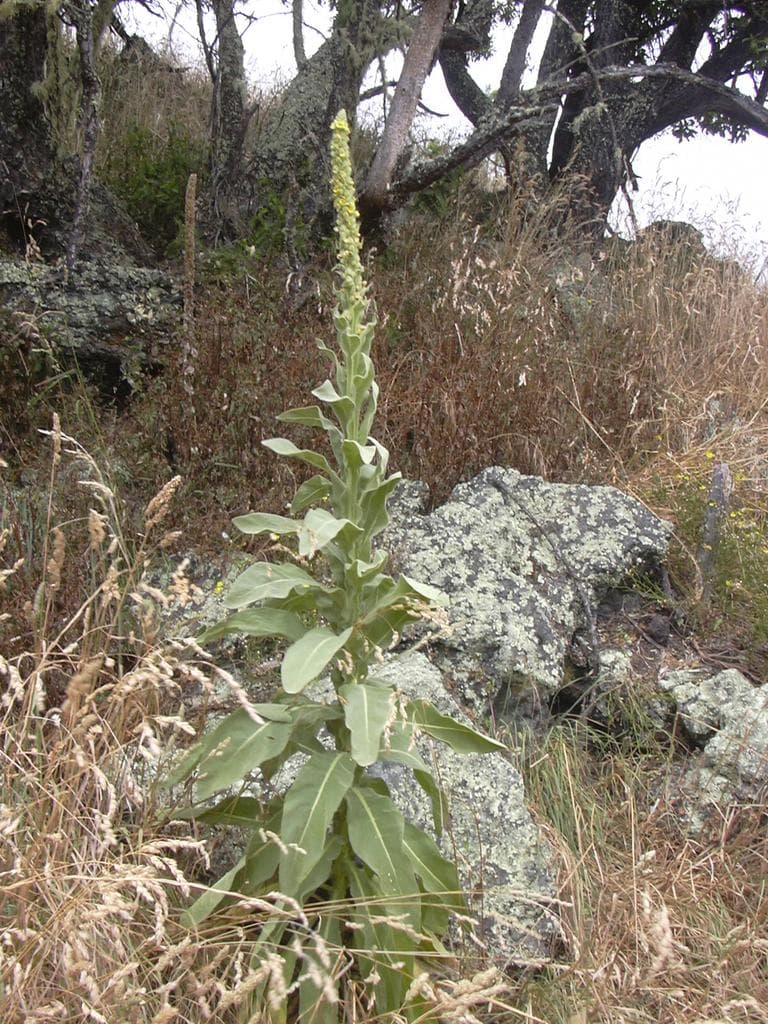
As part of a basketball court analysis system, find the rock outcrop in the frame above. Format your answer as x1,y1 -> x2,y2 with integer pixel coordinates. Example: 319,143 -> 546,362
387,467 -> 671,719
658,668 -> 768,835
0,256 -> 179,399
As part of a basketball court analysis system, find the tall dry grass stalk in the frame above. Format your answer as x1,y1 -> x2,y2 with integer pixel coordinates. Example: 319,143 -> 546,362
0,421 -> 289,1022
182,172 -> 198,407
372,185 -> 768,499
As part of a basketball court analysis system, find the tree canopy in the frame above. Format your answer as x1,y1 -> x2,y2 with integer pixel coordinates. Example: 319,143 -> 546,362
1,0 -> 767,256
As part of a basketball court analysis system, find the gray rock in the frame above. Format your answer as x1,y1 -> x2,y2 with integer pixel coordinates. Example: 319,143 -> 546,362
386,467 -> 671,715
0,254 -> 179,396
659,668 -> 768,833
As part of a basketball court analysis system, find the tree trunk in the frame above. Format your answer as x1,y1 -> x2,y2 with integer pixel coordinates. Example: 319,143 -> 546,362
243,0 -> 385,242
207,0 -> 249,241
362,0 -> 453,213
0,1 -> 65,255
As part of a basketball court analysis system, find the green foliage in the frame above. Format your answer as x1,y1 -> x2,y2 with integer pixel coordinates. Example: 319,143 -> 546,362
652,461 -> 768,643
102,125 -> 205,252
172,110 -> 504,1019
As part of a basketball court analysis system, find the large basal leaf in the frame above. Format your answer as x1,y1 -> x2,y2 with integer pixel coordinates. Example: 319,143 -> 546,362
295,835 -> 344,903
180,795 -> 264,829
345,785 -> 418,910
291,474 -> 332,515
378,721 -> 430,772
262,437 -> 337,477
408,699 -> 506,754
298,914 -> 342,1024
339,682 -> 394,767
198,607 -> 305,645
279,751 -> 355,896
402,821 -> 465,917
346,862 -> 414,1017
281,626 -> 353,693
225,561 -> 331,610
173,709 -> 293,800
183,820 -> 283,926
182,855 -> 245,927
231,511 -> 300,536
414,768 -> 449,836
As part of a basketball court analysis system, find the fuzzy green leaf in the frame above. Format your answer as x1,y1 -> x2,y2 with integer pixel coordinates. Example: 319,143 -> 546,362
358,474 -> 401,538
281,626 -> 353,693
262,437 -> 336,476
345,785 -> 418,908
375,722 -> 448,833
183,856 -> 245,927
225,562 -> 331,610
298,508 -> 361,559
277,405 -> 340,435
181,795 -> 264,828
341,438 -> 377,469
414,768 -> 449,836
312,379 -> 354,420
349,552 -> 389,583
408,699 -> 506,754
298,915 -> 342,1024
346,862 -> 415,1015
339,682 -> 395,766
279,751 -> 355,896
402,821 -> 465,915
398,574 -> 448,607
295,834 -> 344,902
171,709 -> 293,799
198,607 -> 305,645
231,511 -> 300,536
291,474 -> 333,514
379,721 -> 430,773
182,810 -> 281,925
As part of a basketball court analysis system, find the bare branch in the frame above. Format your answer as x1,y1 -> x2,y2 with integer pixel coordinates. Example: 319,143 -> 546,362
364,0 -> 453,208
498,0 -> 545,104
293,0 -> 307,69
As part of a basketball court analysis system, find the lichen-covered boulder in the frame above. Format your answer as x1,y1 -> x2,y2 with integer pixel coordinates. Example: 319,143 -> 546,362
658,668 -> 768,834
0,255 -> 179,398
387,467 -> 671,715
371,653 -> 558,963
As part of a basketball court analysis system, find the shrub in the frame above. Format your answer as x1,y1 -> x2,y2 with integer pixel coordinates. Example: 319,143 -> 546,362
103,124 -> 206,253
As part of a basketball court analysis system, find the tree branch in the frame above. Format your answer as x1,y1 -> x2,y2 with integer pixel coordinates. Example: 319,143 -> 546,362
498,0 -> 545,104
293,0 -> 307,69
438,47 -> 492,125
390,102 -> 557,200
364,0 -> 453,208
391,59 -> 768,208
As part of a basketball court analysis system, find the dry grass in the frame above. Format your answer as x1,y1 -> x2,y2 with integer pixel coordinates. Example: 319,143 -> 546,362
511,723 -> 768,1024
111,177 -> 768,526
0,425 -> 267,1022
0,425 -> 522,1023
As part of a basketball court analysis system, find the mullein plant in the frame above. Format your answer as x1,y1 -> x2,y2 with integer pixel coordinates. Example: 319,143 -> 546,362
172,111 -> 504,1020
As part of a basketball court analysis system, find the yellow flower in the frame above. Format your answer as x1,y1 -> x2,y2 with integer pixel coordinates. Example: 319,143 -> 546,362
330,110 -> 365,303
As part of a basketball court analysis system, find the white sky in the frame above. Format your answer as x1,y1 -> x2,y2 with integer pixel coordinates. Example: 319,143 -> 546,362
132,0 -> 768,275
